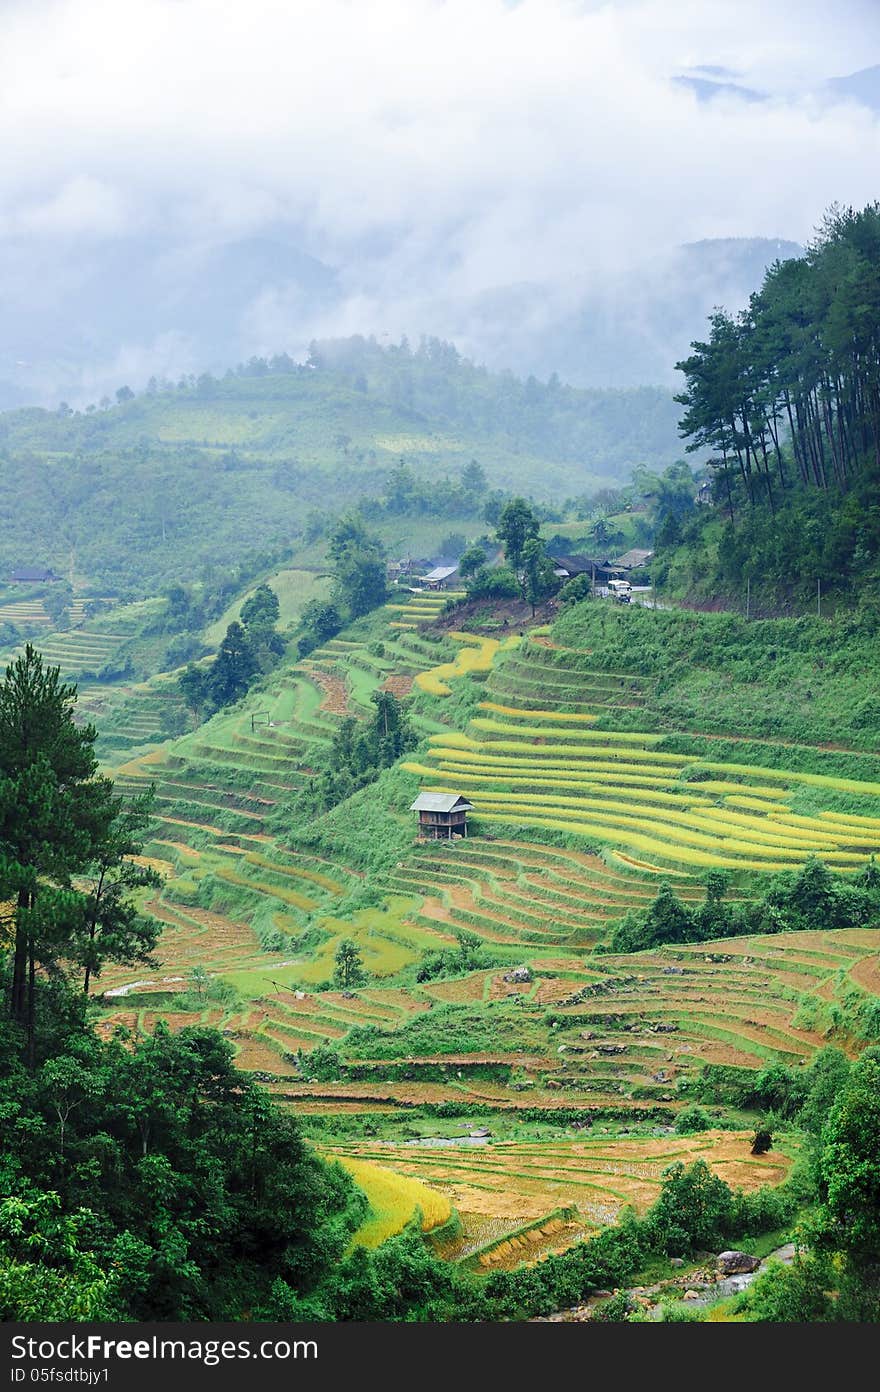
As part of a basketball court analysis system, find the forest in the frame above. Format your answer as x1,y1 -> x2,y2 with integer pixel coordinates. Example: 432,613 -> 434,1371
667,204 -> 880,607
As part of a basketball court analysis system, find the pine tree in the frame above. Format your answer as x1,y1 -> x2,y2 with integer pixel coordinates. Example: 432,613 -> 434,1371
0,647 -> 114,1063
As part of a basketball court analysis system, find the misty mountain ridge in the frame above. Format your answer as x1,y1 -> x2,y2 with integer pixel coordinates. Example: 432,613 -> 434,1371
0,232 -> 804,409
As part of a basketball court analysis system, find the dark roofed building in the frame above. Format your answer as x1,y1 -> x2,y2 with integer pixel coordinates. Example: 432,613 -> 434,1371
9,566 -> 57,583
410,791 -> 473,839
549,553 -> 623,584
549,553 -> 593,578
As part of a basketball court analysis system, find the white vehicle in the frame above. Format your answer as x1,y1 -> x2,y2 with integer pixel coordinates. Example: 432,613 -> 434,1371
607,579 -> 632,603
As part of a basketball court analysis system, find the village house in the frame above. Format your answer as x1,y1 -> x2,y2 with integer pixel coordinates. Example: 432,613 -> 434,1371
422,563 -> 460,590
410,791 -> 473,839
9,566 -> 57,583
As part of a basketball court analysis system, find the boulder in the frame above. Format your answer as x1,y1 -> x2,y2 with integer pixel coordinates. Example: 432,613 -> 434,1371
717,1250 -> 761,1276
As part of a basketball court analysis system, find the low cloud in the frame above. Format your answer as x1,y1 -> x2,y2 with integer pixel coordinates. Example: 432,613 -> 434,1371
0,0 -> 878,401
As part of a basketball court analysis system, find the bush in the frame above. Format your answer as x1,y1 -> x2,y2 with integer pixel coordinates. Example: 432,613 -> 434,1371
675,1105 -> 712,1135
466,565 -> 521,600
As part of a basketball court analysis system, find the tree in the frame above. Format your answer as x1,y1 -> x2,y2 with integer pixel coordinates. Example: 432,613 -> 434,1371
645,1160 -> 734,1255
208,622 -> 258,708
298,600 -> 342,657
0,647 -> 115,1064
385,461 -> 417,514
520,536 -> 558,615
240,585 -> 283,670
458,545 -> 487,580
461,460 -> 486,495
240,584 -> 280,631
814,1054 -> 880,1317
71,793 -> 162,996
496,497 -> 539,573
332,940 -> 367,991
328,515 -> 387,619
115,386 -> 134,404
44,584 -> 74,627
178,662 -> 208,717
465,565 -> 520,601
590,516 -> 612,551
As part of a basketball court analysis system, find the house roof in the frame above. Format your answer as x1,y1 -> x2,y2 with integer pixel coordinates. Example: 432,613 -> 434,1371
423,565 -> 458,582
10,566 -> 55,582
410,793 -> 474,813
548,553 -> 595,575
614,548 -> 654,569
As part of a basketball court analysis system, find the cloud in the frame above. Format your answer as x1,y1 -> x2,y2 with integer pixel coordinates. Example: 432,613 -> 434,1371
1,0 -> 879,398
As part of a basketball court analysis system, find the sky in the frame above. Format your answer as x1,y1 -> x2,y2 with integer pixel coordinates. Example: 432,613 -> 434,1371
1,0 -> 879,396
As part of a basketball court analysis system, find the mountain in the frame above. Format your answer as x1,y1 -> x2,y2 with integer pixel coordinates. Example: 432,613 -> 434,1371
0,341 -> 683,593
826,64 -> 880,111
0,232 -> 338,411
0,231 -> 803,407
461,238 -> 803,389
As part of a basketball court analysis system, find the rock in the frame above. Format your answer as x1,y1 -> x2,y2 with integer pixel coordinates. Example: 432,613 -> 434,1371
769,1242 -> 797,1265
717,1250 -> 761,1276
669,1257 -> 685,1268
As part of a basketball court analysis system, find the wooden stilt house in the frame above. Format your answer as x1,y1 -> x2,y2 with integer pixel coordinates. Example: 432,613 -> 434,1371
410,791 -> 473,840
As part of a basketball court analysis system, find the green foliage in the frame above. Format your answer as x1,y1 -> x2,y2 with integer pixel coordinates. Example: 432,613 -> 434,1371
206,620 -> 259,706
458,545 -> 488,580
603,858 -> 880,953
465,564 -> 521,600
558,573 -> 593,605
333,939 -> 368,991
520,537 -> 559,615
415,931 -> 492,982
298,599 -> 342,656
642,1159 -> 736,1256
496,497 -> 540,572
675,1105 -> 712,1135
0,1021 -> 360,1320
297,691 -> 417,816
328,514 -> 388,619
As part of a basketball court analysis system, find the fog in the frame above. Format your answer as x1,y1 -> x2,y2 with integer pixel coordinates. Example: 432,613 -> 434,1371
1,0 -> 879,404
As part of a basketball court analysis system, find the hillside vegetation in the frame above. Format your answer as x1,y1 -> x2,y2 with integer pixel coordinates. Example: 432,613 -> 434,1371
0,338 -> 682,594
78,572 -> 880,1315
665,204 -> 880,611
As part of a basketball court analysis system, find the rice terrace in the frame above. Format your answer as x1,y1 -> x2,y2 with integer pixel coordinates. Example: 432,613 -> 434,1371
2,179 -> 880,1326
62,564 -> 880,1318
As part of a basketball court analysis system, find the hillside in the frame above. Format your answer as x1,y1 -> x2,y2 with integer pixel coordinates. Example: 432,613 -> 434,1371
89,582 -> 880,1296
0,341 -> 683,593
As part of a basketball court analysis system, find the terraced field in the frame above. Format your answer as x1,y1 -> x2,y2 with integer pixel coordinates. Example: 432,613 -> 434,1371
24,626 -> 126,674
384,839 -> 716,951
89,588 -> 880,1273
329,1130 -> 795,1266
98,588 -> 472,1068
404,638 -> 880,872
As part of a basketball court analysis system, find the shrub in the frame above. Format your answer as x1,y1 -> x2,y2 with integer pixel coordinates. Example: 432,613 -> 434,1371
674,1105 -> 712,1135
